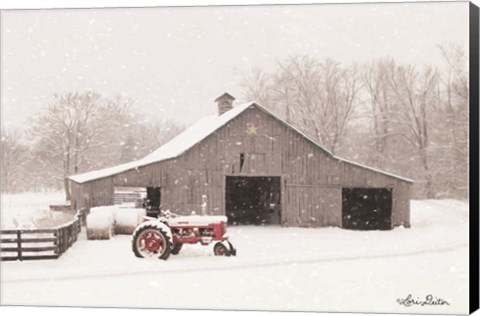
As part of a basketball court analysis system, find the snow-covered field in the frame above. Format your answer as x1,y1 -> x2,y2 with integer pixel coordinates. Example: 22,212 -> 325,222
1,192 -> 73,229
0,196 -> 470,315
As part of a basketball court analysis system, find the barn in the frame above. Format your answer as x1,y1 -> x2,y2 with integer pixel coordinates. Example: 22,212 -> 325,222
69,93 -> 412,230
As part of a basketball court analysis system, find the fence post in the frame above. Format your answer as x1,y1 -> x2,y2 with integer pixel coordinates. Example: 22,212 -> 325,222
72,219 -> 78,242
65,226 -> 69,249
64,227 -> 68,252
61,227 -> 66,254
81,208 -> 88,226
68,225 -> 73,247
53,229 -> 58,254
16,231 -> 22,261
58,228 -> 63,255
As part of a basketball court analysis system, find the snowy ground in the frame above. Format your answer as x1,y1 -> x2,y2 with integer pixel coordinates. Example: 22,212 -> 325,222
0,197 -> 470,314
1,192 -> 73,229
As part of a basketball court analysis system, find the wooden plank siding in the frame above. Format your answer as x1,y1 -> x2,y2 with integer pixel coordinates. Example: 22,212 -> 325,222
71,105 -> 411,228
284,185 -> 342,227
70,177 -> 114,210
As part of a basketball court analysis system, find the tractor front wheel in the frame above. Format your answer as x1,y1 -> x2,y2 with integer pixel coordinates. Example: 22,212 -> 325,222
132,224 -> 172,260
213,242 -> 231,256
171,243 -> 183,255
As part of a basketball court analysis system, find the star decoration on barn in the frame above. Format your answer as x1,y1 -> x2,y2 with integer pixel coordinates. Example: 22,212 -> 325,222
246,124 -> 257,135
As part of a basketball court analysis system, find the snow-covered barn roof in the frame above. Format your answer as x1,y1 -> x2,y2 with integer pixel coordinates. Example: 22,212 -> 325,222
69,102 -> 252,183
69,101 -> 413,184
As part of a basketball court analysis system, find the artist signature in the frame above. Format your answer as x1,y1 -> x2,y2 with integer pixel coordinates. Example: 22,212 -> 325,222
397,294 -> 450,307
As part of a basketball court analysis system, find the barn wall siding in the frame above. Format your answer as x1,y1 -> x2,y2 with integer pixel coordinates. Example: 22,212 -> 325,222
284,185 -> 342,227
71,105 -> 411,228
71,177 -> 114,210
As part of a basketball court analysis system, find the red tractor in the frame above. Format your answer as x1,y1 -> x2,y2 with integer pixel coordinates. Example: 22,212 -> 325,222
132,211 -> 236,260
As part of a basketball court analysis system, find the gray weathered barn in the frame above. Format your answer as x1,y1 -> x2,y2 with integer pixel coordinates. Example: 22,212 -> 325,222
69,93 -> 412,230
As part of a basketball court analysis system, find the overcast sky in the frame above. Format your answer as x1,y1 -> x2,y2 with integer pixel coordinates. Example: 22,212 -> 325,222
0,2 -> 469,130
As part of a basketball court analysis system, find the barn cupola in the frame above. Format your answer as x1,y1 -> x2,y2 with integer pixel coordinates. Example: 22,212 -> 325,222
214,92 -> 235,115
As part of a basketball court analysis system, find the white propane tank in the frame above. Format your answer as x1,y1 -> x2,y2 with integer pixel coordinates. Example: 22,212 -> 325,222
201,194 -> 207,216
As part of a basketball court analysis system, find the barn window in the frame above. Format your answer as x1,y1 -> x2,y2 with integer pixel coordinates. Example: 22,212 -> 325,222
239,153 -> 245,172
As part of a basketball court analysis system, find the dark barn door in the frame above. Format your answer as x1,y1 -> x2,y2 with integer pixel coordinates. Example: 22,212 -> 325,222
342,188 -> 392,230
225,176 -> 281,225
146,187 -> 161,217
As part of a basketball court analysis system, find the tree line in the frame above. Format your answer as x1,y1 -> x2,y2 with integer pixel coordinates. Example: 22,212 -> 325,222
1,92 -> 183,199
240,44 -> 468,199
1,44 -> 468,200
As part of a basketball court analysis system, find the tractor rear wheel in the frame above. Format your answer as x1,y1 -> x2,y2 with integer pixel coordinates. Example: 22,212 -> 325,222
132,224 -> 172,260
213,242 -> 231,256
171,243 -> 183,255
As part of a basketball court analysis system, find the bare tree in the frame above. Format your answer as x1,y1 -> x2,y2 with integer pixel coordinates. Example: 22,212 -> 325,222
240,57 -> 361,154
273,56 -> 360,154
240,67 -> 274,110
363,58 -> 398,167
319,59 -> 360,154
26,90 -> 187,198
1,129 -> 29,193
119,119 -> 185,163
435,44 -> 469,197
28,91 -> 186,199
82,95 -> 138,169
388,65 -> 440,198
275,56 -> 322,141
29,91 -> 105,200
239,51 -> 468,199
146,119 -> 185,150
